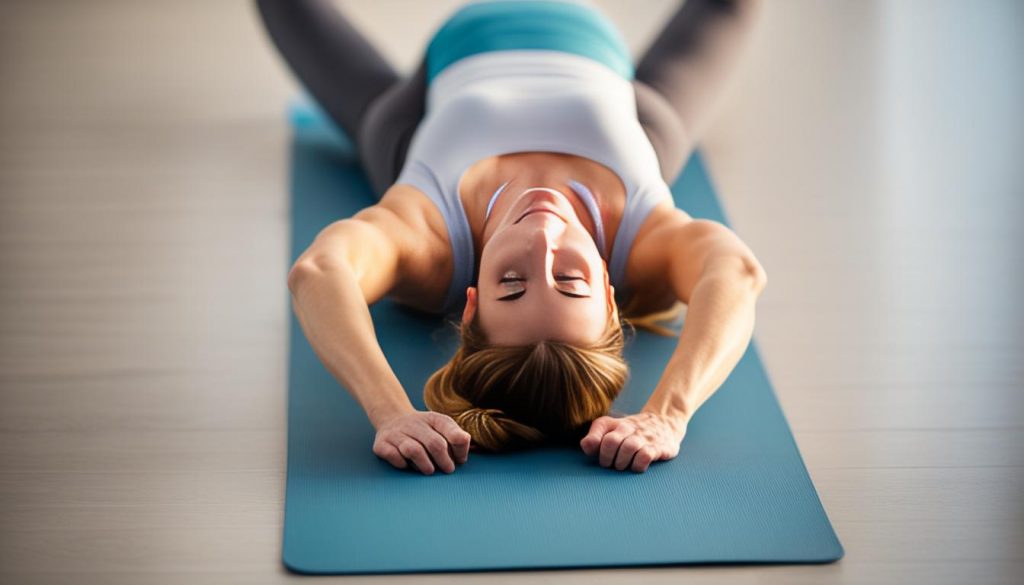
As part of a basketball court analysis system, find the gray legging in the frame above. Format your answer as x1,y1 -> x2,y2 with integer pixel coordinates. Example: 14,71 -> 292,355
255,0 -> 761,197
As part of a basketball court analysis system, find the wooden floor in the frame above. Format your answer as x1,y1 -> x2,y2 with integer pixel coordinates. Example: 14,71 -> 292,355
1,0 -> 1022,583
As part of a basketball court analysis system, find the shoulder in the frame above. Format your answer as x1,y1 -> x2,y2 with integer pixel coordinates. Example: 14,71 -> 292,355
368,184 -> 448,248
622,204 -> 735,305
360,184 -> 454,312
618,202 -> 690,312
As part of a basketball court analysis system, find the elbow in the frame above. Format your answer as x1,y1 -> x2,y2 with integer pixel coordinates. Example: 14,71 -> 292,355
287,260 -> 318,296
742,256 -> 768,294
700,253 -> 767,296
287,253 -> 348,295
286,262 -> 311,296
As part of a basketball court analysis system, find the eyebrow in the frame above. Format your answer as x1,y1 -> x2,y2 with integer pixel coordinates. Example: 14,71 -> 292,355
497,290 -> 591,302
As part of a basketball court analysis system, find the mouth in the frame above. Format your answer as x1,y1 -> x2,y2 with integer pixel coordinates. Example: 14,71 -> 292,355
510,188 -> 573,223
515,207 -> 566,224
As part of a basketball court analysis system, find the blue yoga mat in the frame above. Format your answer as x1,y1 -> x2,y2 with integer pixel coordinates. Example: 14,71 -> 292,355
283,99 -> 844,574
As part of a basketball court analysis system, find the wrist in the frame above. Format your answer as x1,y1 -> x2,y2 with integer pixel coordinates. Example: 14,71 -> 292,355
367,394 -> 416,430
642,386 -> 696,424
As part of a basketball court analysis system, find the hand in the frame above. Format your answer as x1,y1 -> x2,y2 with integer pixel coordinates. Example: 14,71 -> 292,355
373,410 -> 472,475
579,412 -> 688,473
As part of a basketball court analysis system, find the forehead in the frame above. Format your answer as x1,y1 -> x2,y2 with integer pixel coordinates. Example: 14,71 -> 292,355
479,295 -> 607,346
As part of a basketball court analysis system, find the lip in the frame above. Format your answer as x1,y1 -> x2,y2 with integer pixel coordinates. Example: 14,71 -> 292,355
512,189 -> 571,224
515,206 -> 566,224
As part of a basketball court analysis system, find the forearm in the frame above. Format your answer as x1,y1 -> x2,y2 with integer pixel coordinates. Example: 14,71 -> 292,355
289,261 -> 415,429
642,263 -> 763,422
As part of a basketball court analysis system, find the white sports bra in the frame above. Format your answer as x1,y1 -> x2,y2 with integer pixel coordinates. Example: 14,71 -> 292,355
395,49 -> 673,314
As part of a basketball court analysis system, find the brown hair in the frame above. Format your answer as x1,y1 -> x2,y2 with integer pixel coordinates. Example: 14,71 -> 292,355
423,310 -> 628,452
423,292 -> 685,452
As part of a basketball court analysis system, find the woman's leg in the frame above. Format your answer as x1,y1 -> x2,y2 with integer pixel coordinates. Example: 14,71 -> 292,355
633,79 -> 692,185
255,0 -> 399,143
357,57 -> 429,197
633,0 -> 763,184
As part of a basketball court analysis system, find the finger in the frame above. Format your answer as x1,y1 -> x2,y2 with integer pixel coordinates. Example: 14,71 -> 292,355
631,445 -> 658,473
614,435 -> 645,471
428,412 -> 472,464
598,429 -> 631,468
580,416 -> 618,456
373,441 -> 408,470
412,426 -> 457,474
397,438 -> 434,475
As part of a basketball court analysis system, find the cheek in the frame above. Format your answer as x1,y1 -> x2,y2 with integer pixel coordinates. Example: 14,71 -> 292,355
477,242 -> 503,279
480,231 -> 517,265
579,304 -> 611,341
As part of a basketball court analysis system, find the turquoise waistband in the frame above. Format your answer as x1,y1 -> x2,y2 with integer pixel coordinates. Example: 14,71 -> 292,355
426,0 -> 634,83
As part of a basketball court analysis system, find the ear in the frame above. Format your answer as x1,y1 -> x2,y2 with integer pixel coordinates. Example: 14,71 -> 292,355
462,286 -> 478,324
603,269 -> 618,316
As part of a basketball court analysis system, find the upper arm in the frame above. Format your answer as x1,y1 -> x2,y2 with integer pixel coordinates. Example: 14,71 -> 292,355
628,208 -> 766,304
288,205 -> 410,305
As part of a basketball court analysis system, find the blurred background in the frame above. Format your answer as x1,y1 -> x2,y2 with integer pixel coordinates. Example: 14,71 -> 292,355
1,0 -> 1021,583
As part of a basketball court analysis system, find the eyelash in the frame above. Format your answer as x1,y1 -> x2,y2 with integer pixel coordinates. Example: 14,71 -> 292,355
500,275 -> 583,284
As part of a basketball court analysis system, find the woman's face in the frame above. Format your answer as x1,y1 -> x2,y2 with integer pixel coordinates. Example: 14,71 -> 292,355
465,186 -> 614,346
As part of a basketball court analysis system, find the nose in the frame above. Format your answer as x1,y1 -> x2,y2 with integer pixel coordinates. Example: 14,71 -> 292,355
524,223 -> 561,285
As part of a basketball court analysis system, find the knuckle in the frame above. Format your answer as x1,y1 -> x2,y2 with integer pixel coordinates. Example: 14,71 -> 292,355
623,435 -> 644,450
432,412 -> 456,428
603,431 -> 627,444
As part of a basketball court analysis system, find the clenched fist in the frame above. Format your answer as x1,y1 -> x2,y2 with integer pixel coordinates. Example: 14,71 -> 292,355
579,412 -> 688,472
373,410 -> 472,475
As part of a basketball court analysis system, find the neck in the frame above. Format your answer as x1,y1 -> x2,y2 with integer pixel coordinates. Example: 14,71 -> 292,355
465,154 -> 608,258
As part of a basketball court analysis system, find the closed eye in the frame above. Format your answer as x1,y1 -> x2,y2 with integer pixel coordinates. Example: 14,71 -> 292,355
500,275 -> 583,283
496,275 -> 592,301
497,290 -> 590,301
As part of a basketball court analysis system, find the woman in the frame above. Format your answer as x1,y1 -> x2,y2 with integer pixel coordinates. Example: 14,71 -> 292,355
260,0 -> 766,475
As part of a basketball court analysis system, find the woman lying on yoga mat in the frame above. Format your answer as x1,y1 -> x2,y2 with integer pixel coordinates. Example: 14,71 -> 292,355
260,0 -> 765,474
